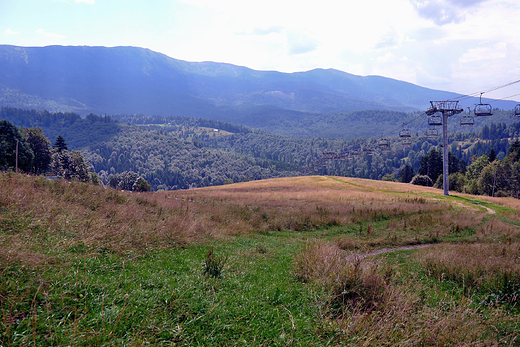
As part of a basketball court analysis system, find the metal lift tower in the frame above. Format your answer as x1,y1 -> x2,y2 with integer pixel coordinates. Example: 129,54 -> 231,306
426,101 -> 463,196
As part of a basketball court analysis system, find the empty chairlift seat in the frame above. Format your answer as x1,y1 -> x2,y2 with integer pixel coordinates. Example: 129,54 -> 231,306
474,103 -> 493,116
428,115 -> 442,126
474,93 -> 493,117
350,149 -> 361,158
515,104 -> 520,116
362,146 -> 374,155
322,150 -> 337,160
399,128 -> 411,137
378,137 -> 390,151
460,115 -> 474,126
425,128 -> 439,137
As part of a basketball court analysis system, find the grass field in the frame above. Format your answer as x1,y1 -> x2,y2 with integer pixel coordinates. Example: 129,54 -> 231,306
1,172 -> 519,346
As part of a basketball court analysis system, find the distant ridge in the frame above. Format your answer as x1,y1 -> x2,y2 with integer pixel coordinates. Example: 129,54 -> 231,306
0,45 -> 517,126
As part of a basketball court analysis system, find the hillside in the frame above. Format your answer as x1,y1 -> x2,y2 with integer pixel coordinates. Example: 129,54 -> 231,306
1,45 -> 518,132
3,107 -> 520,192
1,173 -> 519,345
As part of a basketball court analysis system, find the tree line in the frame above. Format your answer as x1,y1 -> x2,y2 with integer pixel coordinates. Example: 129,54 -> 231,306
0,119 -> 151,191
2,107 -> 520,197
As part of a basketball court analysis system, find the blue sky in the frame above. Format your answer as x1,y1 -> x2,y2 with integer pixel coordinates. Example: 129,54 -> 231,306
2,0 -> 520,101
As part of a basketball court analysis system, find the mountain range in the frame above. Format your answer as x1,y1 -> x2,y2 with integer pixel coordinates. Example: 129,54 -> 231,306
2,44 -> 517,130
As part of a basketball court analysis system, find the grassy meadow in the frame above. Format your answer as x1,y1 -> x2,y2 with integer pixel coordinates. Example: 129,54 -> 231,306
1,172 -> 519,346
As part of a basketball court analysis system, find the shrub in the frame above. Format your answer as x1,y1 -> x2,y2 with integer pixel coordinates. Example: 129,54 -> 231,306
411,174 -> 433,187
293,241 -> 391,317
203,248 -> 227,278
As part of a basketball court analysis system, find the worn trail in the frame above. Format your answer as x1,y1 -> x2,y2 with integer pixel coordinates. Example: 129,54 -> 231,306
346,244 -> 434,261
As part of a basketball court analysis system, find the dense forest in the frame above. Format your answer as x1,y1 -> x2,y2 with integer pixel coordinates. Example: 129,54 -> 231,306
2,107 -> 520,197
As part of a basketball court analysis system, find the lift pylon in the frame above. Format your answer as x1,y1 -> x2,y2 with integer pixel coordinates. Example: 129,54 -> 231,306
426,101 -> 463,196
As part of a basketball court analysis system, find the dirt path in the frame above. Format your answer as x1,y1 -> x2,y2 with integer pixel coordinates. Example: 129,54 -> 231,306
345,244 -> 434,261
481,205 -> 496,214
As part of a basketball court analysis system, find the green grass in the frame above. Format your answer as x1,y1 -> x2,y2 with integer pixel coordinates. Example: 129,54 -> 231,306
1,173 -> 519,345
2,234 -> 329,346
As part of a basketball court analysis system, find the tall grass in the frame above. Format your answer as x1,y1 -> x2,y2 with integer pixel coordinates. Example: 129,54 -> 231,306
1,173 -> 519,345
293,240 -> 519,345
414,242 -> 520,303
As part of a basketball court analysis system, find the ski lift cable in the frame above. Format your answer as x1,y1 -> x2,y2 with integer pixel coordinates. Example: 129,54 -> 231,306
379,111 -> 426,139
353,79 -> 520,144
484,92 -> 520,104
449,79 -> 520,102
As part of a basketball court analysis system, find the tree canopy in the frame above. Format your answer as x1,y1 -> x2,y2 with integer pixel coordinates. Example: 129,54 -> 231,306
0,120 -> 34,172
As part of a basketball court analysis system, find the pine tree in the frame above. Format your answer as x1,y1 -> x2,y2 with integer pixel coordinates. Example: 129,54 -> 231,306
399,164 -> 415,183
53,135 -> 68,153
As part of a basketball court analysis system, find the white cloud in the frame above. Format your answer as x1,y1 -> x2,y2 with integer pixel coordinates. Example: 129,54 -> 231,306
409,0 -> 490,25
410,0 -> 467,25
459,42 -> 507,63
286,30 -> 319,55
249,26 -> 284,36
4,28 -> 20,35
376,53 -> 397,63
75,0 -> 95,4
35,28 -> 67,39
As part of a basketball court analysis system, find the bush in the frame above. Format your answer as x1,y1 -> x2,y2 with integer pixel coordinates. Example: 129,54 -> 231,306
382,174 -> 397,182
410,174 -> 433,187
109,171 -> 151,191
203,248 -> 227,278
133,177 -> 151,192
293,241 -> 391,317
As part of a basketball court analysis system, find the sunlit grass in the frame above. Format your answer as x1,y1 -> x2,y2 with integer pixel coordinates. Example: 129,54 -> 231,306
1,173 -> 519,345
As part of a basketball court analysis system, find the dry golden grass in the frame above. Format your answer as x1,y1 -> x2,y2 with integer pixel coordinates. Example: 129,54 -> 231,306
2,173 -> 519,345
163,175 -> 457,237
413,241 -> 520,293
0,173 -> 205,266
293,239 -> 518,346
3,173 -> 518,268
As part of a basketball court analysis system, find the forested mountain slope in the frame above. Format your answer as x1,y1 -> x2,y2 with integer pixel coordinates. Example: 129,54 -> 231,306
2,45 -> 518,130
3,107 -> 520,191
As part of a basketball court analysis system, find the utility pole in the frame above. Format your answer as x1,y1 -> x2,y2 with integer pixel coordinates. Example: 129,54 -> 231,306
15,139 -> 19,173
426,101 -> 463,196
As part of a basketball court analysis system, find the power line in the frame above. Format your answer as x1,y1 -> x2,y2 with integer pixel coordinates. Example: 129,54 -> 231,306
304,78 -> 520,174
379,112 -> 426,139
488,93 -> 520,104
452,79 -> 520,102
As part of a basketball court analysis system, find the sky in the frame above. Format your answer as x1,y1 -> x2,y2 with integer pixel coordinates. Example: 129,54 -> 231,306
2,0 -> 520,102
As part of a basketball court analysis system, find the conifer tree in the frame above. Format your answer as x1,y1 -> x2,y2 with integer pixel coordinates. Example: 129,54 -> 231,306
53,135 -> 68,153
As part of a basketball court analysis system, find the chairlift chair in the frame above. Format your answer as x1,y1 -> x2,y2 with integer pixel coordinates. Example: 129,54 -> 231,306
350,149 -> 361,158
428,115 -> 442,126
401,138 -> 412,146
460,115 -> 474,126
322,150 -> 336,160
399,123 -> 411,137
515,104 -> 520,116
425,128 -> 439,137
362,145 -> 374,155
378,133 -> 390,146
378,139 -> 389,146
474,93 -> 493,116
